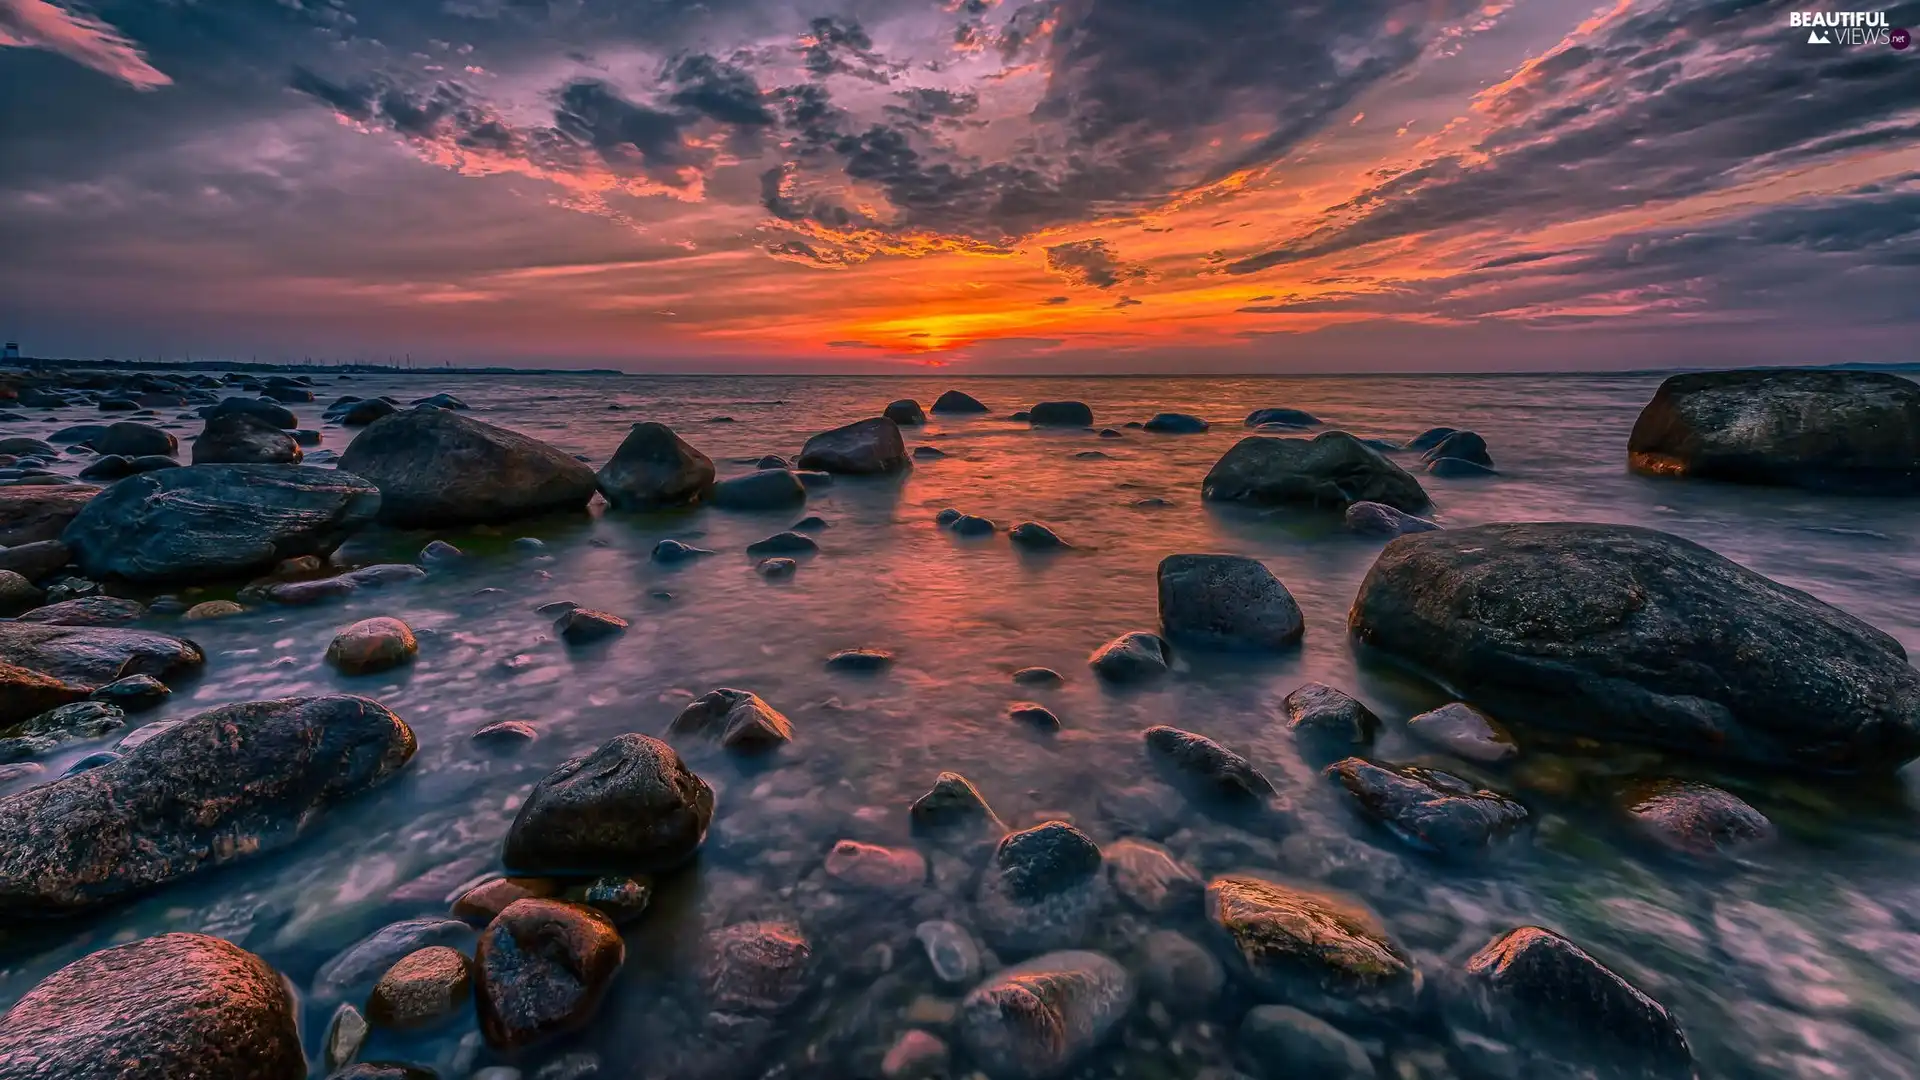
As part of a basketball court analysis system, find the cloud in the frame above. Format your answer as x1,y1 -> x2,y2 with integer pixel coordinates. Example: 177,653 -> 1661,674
1112,295 -> 1142,309
1045,239 -> 1152,288
1040,295 -> 1069,304
0,0 -> 170,89
667,53 -> 776,127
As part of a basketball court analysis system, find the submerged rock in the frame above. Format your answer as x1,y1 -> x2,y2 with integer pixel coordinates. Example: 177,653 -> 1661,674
326,617 -> 419,675
745,530 -> 818,556
1088,631 -> 1170,682
1028,401 -> 1094,427
955,951 -> 1132,1080
931,390 -> 991,414
338,398 -> 398,426
1238,1006 -> 1373,1080
1012,666 -> 1063,686
1344,500 -> 1440,537
1245,408 -> 1321,428
1328,759 -> 1529,856
1405,426 -> 1457,452
202,396 -> 298,429
0,700 -> 125,763
757,556 -> 797,578
669,687 -> 794,750
192,412 -> 301,465
555,608 -> 627,644
910,771 -> 1007,838
826,647 -> 893,672
61,464 -> 380,583
1157,554 -> 1303,651
1444,926 -> 1693,1080
1421,430 -> 1492,468
0,695 -> 415,916
1144,726 -> 1275,804
1009,522 -> 1069,550
1627,368 -> 1920,494
596,422 -> 716,510
1406,702 -> 1519,764
255,563 -> 425,606
1349,522 -> 1920,773
476,899 -> 625,1051
1204,431 -> 1430,511
825,839 -> 928,890
503,734 -> 714,875
912,445 -> 947,460
884,399 -> 927,426
1144,412 -> 1209,433
1619,778 -> 1775,858
710,468 -> 807,510
339,408 -> 597,527
976,821 -> 1110,952
1428,457 -> 1497,478
78,453 -> 179,482
367,946 -> 471,1030
13,594 -> 146,626
0,622 -> 203,689
89,674 -> 169,710
1281,683 -> 1379,761
700,920 -> 812,1022
796,417 -> 911,474
917,920 -> 983,985
1105,838 -> 1203,915
91,422 -> 177,459
652,539 -> 715,563
1206,875 -> 1421,1021
1008,701 -> 1060,730
0,485 -> 100,546
945,512 -> 996,537
0,661 -> 89,727
0,933 -> 304,1080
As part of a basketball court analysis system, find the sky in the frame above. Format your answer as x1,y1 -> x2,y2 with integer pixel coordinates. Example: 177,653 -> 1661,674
1,0 -> 1917,374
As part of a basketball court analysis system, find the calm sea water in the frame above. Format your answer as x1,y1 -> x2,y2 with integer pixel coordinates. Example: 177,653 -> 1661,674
5,372 -> 1920,1080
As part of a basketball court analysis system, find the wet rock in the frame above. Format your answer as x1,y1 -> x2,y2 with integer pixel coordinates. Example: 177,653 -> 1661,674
1071,450 -> 1109,460
255,563 -> 426,606
0,694 -> 415,916
917,920 -> 983,985
1628,368 -> 1920,493
1139,930 -> 1224,1014
61,464 -> 379,583
339,408 -> 596,527
1406,703 -> 1518,764
418,540 -> 462,564
0,540 -> 71,582
1238,1005 -> 1372,1080
1352,522 -> 1920,772
263,384 -> 314,403
701,920 -> 812,1026
0,622 -> 203,690
473,720 -> 539,748
710,468 -> 807,510
976,821 -> 1109,951
0,932 -> 304,1079
192,411 -> 301,465
931,390 -> 991,414
339,398 -> 398,426
910,771 -> 1007,837
797,417 -> 911,474
79,453 -> 179,481
1619,778 -> 1775,858
753,454 -> 789,469
1444,925 -> 1693,1080
1088,631 -> 1169,682
555,608 -> 627,644
652,539 -> 714,563
912,445 -> 946,460
670,688 -> 794,751
327,617 -> 419,675
316,918 -> 477,1001
1106,838 -> 1202,915
885,399 -> 927,426
476,899 -> 625,1051
826,647 -> 893,672
1421,430 -> 1492,468
1028,401 -> 1094,427
1344,500 -> 1440,537
326,1003 -> 370,1072
1328,759 -> 1529,856
596,422 -> 716,509
1012,666 -> 1063,686
89,673 -> 169,710
1244,408 -> 1321,428
825,839 -> 929,889
452,878 -> 562,923
1206,875 -> 1420,1020
202,396 -> 298,429
62,749 -> 121,776
0,485 -> 100,546
49,424 -> 114,445
1009,522 -> 1069,549
0,661 -> 89,728
1204,432 -> 1430,512
567,875 -> 653,925
883,1030 -> 949,1080
0,569 -> 41,615
1010,411 -> 1031,421
0,438 -> 56,459
14,594 -> 146,625
1144,412 -> 1209,433
946,512 -> 996,536
1405,427 -> 1457,452
1145,726 -> 1275,804
745,530 -> 818,556
1157,554 -> 1303,651
91,422 -> 177,458
412,392 -> 469,410
955,950 -> 1133,1080
757,556 -> 797,578
1281,683 -> 1380,762
368,946 -> 472,1030
0,700 -> 125,763
503,733 -> 714,874
1008,701 -> 1060,730
1428,457 -> 1497,478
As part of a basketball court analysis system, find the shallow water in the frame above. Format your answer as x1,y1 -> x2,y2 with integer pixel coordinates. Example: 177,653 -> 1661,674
4,372 -> 1920,1080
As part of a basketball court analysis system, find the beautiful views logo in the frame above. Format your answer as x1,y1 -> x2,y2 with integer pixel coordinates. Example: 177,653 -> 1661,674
1789,11 -> 1899,45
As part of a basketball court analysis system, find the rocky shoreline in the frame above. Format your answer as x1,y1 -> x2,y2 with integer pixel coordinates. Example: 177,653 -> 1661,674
0,366 -> 1917,1080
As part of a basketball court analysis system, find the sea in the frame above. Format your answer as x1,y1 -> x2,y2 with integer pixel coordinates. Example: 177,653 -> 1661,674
3,372 -> 1920,1080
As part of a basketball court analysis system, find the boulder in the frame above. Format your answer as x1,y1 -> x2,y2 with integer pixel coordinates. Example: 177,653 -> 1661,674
1204,432 -> 1429,511
1157,554 -> 1303,650
91,423 -> 177,459
0,700 -> 125,763
1428,457 -> 1497,478
79,454 -> 180,481
0,437 -> 55,458
0,570 -> 42,616
1444,926 -> 1693,1080
1144,726 -> 1275,804
0,622 -> 203,689
1406,426 -> 1457,451
1206,875 -> 1420,1020
931,390 -> 990,414
796,417 -> 911,475
202,397 -> 298,429
192,412 -> 301,465
652,539 -> 714,562
956,951 -> 1132,1080
669,688 -> 793,750
1618,778 -> 1774,858
710,468 -> 808,510
1627,368 -> 1920,493
502,734 -> 714,874
314,919 -> 476,1000
339,398 -> 398,426
0,540 -> 71,582
1028,401 -> 1093,426
13,595 -> 147,626
596,422 -> 716,510
1105,838 -> 1203,915
1328,758 -> 1529,856
975,821 -> 1111,952
367,946 -> 472,1030
338,408 -> 597,527
1344,500 -> 1439,537
325,617 -> 418,675
0,695 -> 415,916
47,424 -> 112,444
554,608 -> 628,644
1009,522 -> 1068,550
61,465 -> 379,583
1245,408 -> 1321,428
1349,522 -> 1920,772
1144,412 -> 1209,433
1422,430 -> 1491,468
1406,702 -> 1518,764
476,899 -> 625,1050
0,485 -> 99,546
0,662 -> 90,728
1088,631 -> 1169,682
884,399 -> 927,425
0,933 -> 305,1080
1281,683 -> 1379,762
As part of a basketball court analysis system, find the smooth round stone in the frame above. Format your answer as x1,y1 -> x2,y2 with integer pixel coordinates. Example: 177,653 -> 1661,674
1206,874 -> 1421,1021
1406,702 -> 1518,763
1345,500 -> 1440,537
1008,701 -> 1060,730
62,750 -> 121,777
1620,778 -> 1774,858
554,608 -> 627,643
315,919 -> 473,1001
89,674 -> 170,710
1328,758 -> 1530,856
502,734 -> 713,875
912,445 -> 947,460
476,900 -> 625,1051
824,839 -> 928,890
1139,930 -> 1225,1014
1157,553 -> 1303,651
1428,456 -> 1498,477
745,530 -> 818,556
884,399 -> 927,425
915,920 -> 982,985
473,720 -> 538,748
956,951 -> 1132,1080
1009,522 -> 1069,549
758,557 -> 797,578
367,946 -> 472,1030
1012,666 -> 1063,686
825,648 -> 893,672
326,617 -> 419,675
452,877 -> 562,922
418,540 -> 463,564
652,539 -> 714,563
1105,838 -> 1203,914
1282,683 -> 1380,761
1239,1005 -> 1373,1080
512,537 -> 545,551
325,1002 -> 370,1071
910,771 -> 1006,837
930,389 -> 990,414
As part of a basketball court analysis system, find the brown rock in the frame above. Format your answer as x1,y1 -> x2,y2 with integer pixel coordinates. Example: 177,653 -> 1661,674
0,662 -> 88,728
367,946 -> 472,1030
326,617 -> 419,675
185,600 -> 246,620
669,688 -> 793,751
475,899 -> 625,1051
824,839 -> 928,890
0,485 -> 98,547
452,876 -> 563,922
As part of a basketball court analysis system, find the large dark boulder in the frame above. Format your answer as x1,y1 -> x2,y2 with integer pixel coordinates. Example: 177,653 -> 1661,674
338,407 -> 597,527
338,398 -> 398,426
710,468 -> 808,510
0,485 -> 99,546
192,412 -> 301,465
1204,432 -> 1429,511
0,623 -> 203,690
202,397 -> 298,429
1029,400 -> 1093,427
1350,522 -> 1920,773
796,417 -> 911,475
1627,369 -> 1920,493
1422,430 -> 1491,468
930,390 -> 990,414
1157,554 -> 1303,651
883,399 -> 926,426
1,662 -> 89,728
61,465 -> 379,583
0,932 -> 306,1080
0,695 -> 415,916
1245,408 -> 1321,428
476,899 -> 624,1051
91,422 -> 177,459
596,422 -> 715,510
503,734 -> 715,874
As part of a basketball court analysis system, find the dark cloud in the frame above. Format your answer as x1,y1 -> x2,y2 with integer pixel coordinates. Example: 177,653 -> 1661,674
800,15 -> 893,83
1045,238 -> 1151,288
1112,295 -> 1142,309
1040,295 -> 1069,304
884,86 -> 980,128
667,53 -> 775,127
290,65 -> 374,120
